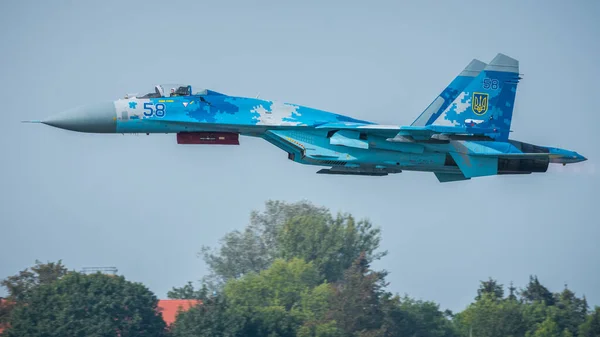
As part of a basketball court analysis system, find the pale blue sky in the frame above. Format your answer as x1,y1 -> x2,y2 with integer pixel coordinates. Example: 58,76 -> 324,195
0,0 -> 598,312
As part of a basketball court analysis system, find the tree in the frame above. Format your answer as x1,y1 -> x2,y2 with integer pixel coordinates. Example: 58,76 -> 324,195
170,294 -> 246,337
198,200 -> 331,289
196,200 -> 385,290
454,293 -> 526,337
1,260 -> 68,302
530,317 -> 561,337
296,283 -> 343,337
579,306 -> 600,337
200,226 -> 272,289
248,200 -> 331,255
476,278 -> 504,301
390,295 -> 457,337
553,286 -> 588,336
168,200 -> 600,337
326,252 -> 387,336
221,258 -> 339,337
4,272 -> 167,337
0,260 -> 68,327
225,258 -> 322,310
168,282 -> 210,300
522,276 -> 555,306
278,212 -> 386,283
522,301 -> 556,336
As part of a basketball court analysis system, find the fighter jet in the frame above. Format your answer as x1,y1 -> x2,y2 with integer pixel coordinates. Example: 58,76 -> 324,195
30,53 -> 586,182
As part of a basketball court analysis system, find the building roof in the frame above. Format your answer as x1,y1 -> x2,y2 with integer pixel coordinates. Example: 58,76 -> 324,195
156,299 -> 201,326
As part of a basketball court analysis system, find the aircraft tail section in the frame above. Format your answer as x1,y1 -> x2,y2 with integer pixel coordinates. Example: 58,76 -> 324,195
411,59 -> 487,127
431,53 -> 520,141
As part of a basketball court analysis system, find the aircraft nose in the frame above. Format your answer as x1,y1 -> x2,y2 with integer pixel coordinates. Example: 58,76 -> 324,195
42,102 -> 117,133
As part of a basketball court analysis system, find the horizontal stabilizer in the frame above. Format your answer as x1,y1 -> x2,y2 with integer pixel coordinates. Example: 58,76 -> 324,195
449,152 -> 498,178
434,172 -> 471,183
471,150 -> 587,165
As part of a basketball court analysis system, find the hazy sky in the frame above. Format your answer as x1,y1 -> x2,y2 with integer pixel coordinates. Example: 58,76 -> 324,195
1,0 -> 598,312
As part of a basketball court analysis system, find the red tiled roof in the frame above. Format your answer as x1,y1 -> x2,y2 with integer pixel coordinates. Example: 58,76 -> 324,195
157,299 -> 201,326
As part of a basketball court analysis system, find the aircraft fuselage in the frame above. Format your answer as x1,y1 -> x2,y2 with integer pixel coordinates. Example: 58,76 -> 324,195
33,54 -> 587,182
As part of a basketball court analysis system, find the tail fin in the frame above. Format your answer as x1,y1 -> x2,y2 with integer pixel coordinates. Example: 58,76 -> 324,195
431,53 -> 520,141
411,59 -> 487,126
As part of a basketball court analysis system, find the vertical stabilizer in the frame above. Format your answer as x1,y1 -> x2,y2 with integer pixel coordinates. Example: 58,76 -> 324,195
431,53 -> 520,141
411,59 -> 486,126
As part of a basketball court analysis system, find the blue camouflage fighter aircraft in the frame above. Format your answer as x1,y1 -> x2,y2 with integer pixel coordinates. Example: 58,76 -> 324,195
32,53 -> 586,182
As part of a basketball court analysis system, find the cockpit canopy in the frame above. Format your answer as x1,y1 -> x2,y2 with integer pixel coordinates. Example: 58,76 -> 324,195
126,84 -> 192,99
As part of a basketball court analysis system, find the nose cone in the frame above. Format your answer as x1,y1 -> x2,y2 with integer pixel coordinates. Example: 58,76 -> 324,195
43,102 -> 117,133
574,153 -> 587,163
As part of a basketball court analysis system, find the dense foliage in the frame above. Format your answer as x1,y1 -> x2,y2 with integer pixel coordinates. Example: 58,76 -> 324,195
2,200 -> 599,337
1,268 -> 166,337
0,260 -> 69,328
169,200 -> 600,337
452,278 -> 594,337
195,200 -> 386,291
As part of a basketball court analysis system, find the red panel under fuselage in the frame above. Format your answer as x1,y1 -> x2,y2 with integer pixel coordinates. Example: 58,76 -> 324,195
176,132 -> 239,145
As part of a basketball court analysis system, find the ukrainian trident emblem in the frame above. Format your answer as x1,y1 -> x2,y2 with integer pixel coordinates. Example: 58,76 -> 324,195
472,92 -> 489,115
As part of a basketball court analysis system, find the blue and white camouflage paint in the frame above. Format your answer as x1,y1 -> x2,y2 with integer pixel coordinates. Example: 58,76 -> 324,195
32,53 -> 586,183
